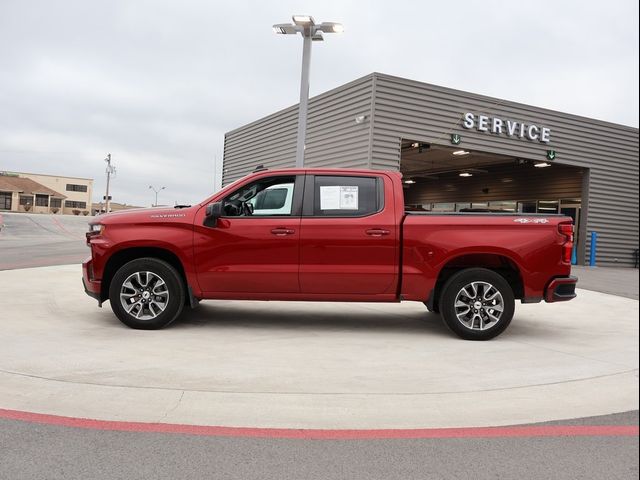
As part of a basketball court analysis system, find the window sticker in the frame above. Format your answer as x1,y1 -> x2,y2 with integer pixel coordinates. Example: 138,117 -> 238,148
339,186 -> 358,209
320,186 -> 359,210
320,186 -> 340,210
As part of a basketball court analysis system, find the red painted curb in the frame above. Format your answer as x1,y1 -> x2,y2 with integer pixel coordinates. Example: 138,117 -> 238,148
1,408 -> 637,440
51,216 -> 86,240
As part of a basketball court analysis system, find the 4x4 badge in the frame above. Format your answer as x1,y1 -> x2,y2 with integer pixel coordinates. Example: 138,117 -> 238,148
514,218 -> 549,224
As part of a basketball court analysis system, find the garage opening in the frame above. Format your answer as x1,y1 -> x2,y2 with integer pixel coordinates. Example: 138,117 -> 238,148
400,140 -> 587,262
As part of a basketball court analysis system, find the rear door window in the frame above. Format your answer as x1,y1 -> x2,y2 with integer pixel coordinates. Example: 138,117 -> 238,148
310,176 -> 382,217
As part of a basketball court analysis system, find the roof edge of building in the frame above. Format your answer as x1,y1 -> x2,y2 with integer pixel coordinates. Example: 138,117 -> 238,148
1,171 -> 94,182
0,176 -> 67,198
370,72 -> 639,132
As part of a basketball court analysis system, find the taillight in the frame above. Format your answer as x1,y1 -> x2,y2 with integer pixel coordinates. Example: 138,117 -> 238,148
558,223 -> 574,264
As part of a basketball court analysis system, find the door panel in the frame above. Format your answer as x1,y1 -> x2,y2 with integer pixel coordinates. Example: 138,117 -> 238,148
299,174 -> 398,295
194,217 -> 300,293
193,174 -> 303,294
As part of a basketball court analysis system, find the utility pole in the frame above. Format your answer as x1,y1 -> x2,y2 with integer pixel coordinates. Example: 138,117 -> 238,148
104,154 -> 115,213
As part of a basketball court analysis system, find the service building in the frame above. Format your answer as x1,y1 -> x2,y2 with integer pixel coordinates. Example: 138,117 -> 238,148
223,73 -> 639,267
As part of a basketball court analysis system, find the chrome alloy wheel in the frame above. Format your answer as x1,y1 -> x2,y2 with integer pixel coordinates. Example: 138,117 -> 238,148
454,281 -> 504,331
119,271 -> 170,320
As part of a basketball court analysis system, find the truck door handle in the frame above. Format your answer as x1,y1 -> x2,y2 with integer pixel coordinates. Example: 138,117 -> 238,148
271,228 -> 295,236
365,228 -> 390,237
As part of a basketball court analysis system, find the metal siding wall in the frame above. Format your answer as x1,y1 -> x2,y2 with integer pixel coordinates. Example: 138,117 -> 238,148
223,105 -> 298,185
223,75 -> 374,185
371,74 -> 639,267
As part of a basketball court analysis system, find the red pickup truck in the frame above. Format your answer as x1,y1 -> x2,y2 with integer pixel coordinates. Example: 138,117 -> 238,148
83,168 -> 577,340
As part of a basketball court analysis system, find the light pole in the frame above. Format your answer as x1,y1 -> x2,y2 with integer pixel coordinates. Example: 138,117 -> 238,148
149,185 -> 165,207
104,154 -> 115,213
273,15 -> 343,168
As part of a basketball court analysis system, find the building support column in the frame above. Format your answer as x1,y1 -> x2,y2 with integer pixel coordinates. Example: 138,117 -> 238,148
577,168 -> 590,266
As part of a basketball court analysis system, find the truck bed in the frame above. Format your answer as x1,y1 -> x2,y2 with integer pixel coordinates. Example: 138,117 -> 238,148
399,212 -> 573,303
405,211 -> 563,217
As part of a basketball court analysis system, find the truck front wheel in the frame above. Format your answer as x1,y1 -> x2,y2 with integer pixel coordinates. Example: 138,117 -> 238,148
439,268 -> 515,340
109,258 -> 185,330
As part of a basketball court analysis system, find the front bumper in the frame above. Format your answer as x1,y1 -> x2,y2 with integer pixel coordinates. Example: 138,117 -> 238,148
544,276 -> 578,303
82,256 -> 102,306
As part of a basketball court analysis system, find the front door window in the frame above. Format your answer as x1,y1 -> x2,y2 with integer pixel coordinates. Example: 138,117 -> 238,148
221,176 -> 296,217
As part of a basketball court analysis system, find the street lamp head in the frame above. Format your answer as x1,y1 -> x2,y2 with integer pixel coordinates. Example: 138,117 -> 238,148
161,186 -> 166,190
317,22 -> 344,33
292,15 -> 314,26
272,23 -> 297,35
148,185 -> 152,189
274,18 -> 343,38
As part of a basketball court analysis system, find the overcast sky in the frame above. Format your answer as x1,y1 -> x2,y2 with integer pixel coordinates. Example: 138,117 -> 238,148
1,0 -> 638,207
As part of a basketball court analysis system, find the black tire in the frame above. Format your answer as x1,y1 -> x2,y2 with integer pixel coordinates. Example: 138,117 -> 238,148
109,258 -> 185,330
439,268 -> 515,340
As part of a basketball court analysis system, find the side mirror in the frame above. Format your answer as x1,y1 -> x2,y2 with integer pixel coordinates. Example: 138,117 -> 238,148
204,202 -> 223,227
206,202 -> 222,218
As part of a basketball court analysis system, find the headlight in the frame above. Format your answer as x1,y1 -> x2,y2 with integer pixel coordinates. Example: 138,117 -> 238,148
86,224 -> 105,245
89,224 -> 105,234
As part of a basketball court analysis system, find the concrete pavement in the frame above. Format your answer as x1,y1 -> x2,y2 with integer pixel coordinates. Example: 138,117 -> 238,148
0,264 -> 637,429
572,265 -> 639,300
1,213 -> 637,478
0,212 -> 89,270
0,411 -> 637,480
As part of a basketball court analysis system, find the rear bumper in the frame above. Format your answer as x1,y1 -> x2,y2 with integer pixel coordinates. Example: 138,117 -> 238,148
544,276 -> 578,303
82,256 -> 102,305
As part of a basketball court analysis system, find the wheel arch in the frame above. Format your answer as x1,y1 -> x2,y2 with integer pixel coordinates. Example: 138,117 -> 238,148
428,252 -> 524,311
101,246 -> 193,305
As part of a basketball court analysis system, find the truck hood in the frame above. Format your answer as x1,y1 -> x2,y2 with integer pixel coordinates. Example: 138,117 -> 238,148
93,206 -> 197,225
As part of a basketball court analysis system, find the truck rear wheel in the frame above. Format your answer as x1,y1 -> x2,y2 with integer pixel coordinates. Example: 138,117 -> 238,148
439,268 -> 514,340
109,258 -> 185,330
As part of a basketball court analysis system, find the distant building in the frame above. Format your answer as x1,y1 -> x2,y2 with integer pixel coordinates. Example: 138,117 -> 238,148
0,171 -> 93,215
93,202 -> 143,215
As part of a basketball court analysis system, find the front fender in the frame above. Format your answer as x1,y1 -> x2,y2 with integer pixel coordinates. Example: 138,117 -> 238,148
90,223 -> 201,298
